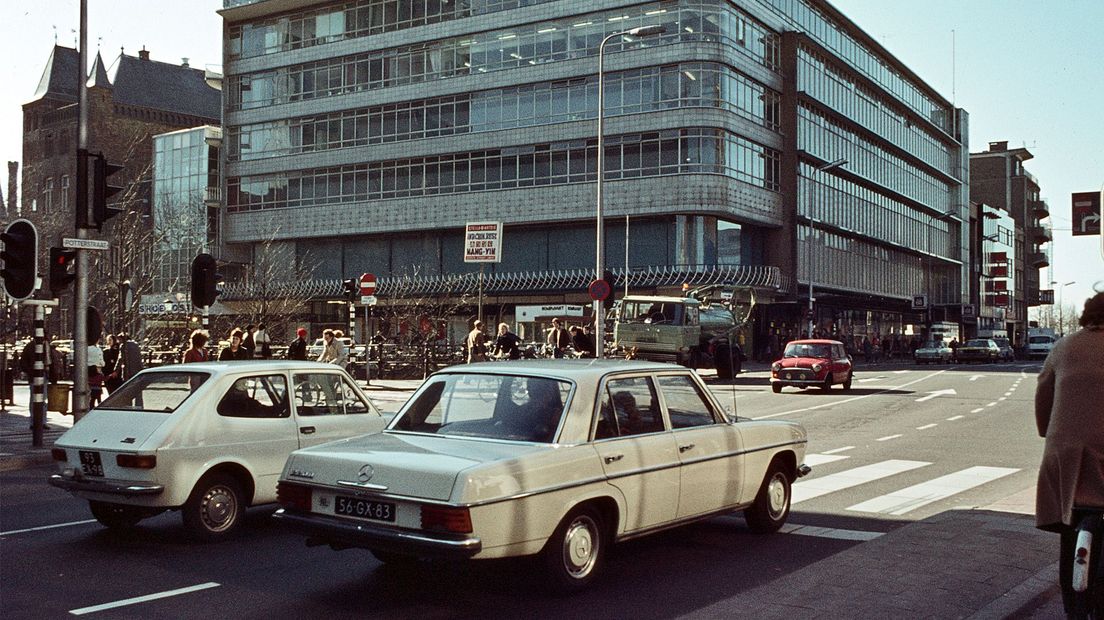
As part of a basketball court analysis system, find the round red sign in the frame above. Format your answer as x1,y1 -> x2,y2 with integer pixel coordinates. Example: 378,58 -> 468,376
588,279 -> 611,301
360,273 -> 376,295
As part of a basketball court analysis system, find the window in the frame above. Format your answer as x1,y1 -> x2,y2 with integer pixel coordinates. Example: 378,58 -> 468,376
657,375 -> 716,428
99,372 -> 209,413
596,376 -> 664,439
218,375 -> 289,418
293,373 -> 370,416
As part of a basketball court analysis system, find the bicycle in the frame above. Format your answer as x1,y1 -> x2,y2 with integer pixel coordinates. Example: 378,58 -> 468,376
1068,507 -> 1104,619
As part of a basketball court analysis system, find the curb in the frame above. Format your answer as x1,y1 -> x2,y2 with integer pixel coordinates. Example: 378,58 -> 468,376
967,563 -> 1059,619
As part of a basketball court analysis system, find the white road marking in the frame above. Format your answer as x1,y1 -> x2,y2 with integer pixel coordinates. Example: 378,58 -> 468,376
792,460 -> 930,504
804,453 -> 851,466
70,583 -> 221,616
780,523 -> 884,541
892,370 -> 908,374
876,434 -> 902,441
846,466 -> 1020,516
946,415 -> 964,421
971,408 -> 984,413
969,375 -> 984,382
998,397 -> 1007,401
753,371 -> 949,420
823,446 -> 855,455
857,376 -> 886,383
1004,392 -> 1013,396
915,388 -> 956,403
986,402 -> 998,407
916,423 -> 937,430
1,519 -> 98,536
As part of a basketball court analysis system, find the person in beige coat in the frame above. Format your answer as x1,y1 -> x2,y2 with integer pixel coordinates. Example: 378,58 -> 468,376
1035,291 -> 1104,612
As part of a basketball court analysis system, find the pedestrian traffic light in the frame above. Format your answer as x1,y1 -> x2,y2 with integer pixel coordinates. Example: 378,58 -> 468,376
602,270 -> 616,311
190,253 -> 221,308
92,152 -> 124,229
1,219 -> 39,301
49,247 -> 77,296
342,278 -> 358,301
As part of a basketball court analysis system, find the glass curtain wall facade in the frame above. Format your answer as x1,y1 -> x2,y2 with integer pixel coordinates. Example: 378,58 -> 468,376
151,126 -> 220,297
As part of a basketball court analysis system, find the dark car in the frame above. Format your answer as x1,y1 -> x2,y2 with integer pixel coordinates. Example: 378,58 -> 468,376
992,337 -> 1015,361
770,339 -> 853,393
955,339 -> 1000,363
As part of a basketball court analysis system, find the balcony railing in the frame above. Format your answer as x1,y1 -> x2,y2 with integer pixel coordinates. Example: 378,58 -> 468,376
204,186 -> 221,206
1031,200 -> 1049,219
1030,224 -> 1052,244
1027,252 -> 1049,268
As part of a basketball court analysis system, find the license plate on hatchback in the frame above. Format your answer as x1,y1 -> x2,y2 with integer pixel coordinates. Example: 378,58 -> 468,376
79,451 -> 103,477
334,495 -> 395,522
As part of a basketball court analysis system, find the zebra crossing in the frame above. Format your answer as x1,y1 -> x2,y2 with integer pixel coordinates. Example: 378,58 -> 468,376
793,453 -> 1022,516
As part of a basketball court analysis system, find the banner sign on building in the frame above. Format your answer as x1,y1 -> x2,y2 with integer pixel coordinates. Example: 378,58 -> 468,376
515,304 -> 585,322
464,221 -> 503,263
1072,191 -> 1102,236
139,302 -> 187,315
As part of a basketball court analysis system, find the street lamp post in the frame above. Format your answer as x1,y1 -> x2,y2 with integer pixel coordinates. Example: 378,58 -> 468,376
806,158 -> 847,338
595,24 -> 666,359
1051,280 -> 1076,336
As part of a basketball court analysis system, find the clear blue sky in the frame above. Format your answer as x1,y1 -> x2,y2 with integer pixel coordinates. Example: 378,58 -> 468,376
2,0 -> 1101,311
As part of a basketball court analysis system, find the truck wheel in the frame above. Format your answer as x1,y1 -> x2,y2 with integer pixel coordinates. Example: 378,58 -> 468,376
715,344 -> 733,380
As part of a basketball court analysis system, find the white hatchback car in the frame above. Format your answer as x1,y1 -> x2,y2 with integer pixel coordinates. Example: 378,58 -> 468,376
49,361 -> 387,540
274,360 -> 810,590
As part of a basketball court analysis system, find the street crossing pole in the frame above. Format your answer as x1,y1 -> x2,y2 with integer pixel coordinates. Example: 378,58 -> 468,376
22,299 -> 58,447
72,0 -> 90,420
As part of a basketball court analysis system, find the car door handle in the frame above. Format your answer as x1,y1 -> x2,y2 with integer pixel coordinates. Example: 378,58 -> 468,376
604,454 -> 624,464
300,426 -> 316,435
679,443 -> 695,453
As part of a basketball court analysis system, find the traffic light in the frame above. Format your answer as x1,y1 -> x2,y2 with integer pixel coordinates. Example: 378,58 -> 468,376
602,270 -> 616,311
1,219 -> 39,301
49,247 -> 77,296
190,253 -> 221,308
92,152 -> 125,229
342,278 -> 358,301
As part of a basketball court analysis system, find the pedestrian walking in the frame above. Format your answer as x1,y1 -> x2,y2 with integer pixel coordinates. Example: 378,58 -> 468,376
333,330 -> 349,366
182,330 -> 209,363
1034,291 -> 1104,613
546,318 -> 571,358
571,325 -> 596,358
88,337 -> 105,408
288,327 -> 309,360
118,333 -> 144,380
241,324 -> 257,358
254,323 -> 272,359
102,334 -> 121,394
317,329 -> 342,364
493,323 -> 522,360
466,321 -> 487,363
219,328 -> 250,361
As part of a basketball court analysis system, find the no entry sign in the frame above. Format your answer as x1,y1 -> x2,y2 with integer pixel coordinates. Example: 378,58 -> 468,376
360,273 -> 376,295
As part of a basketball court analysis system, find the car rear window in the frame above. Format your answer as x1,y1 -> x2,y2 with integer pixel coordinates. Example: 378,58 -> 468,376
964,340 -> 989,347
98,372 -> 210,413
390,374 -> 571,443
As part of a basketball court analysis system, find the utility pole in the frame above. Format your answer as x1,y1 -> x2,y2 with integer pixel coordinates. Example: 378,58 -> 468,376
72,0 -> 90,420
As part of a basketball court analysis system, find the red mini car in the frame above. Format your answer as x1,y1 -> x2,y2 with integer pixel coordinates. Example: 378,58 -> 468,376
770,339 -> 854,393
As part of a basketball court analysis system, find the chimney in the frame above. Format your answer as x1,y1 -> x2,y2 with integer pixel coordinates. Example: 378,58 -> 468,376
181,57 -> 189,68
138,46 -> 150,61
988,141 -> 1008,152
7,161 -> 17,213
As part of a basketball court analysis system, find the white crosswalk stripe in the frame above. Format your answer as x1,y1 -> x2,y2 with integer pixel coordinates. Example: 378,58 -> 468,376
803,453 -> 850,467
845,466 -> 1019,515
792,459 -> 930,504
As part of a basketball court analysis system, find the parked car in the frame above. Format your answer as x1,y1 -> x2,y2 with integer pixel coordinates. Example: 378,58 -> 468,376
992,337 -> 1015,361
955,339 -> 1000,363
273,360 -> 810,590
307,337 -> 354,359
914,341 -> 953,364
48,361 -> 388,539
1026,334 -> 1057,360
770,339 -> 854,393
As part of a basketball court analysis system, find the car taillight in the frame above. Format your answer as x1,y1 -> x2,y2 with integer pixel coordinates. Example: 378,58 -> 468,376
277,481 -> 312,511
116,454 -> 156,469
51,448 -> 67,462
421,505 -> 472,533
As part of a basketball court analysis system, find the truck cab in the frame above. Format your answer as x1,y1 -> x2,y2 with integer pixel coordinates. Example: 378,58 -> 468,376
613,295 -> 743,378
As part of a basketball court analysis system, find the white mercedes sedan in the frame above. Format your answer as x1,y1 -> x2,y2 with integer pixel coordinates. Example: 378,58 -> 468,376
273,359 -> 809,590
49,361 -> 387,540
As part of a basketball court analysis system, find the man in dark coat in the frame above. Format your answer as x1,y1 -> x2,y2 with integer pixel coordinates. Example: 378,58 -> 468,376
288,328 -> 309,360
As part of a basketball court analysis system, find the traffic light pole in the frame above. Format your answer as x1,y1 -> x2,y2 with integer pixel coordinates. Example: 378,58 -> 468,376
72,0 -> 90,420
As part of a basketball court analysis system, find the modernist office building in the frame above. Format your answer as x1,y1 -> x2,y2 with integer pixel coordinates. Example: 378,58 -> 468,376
218,0 -> 969,349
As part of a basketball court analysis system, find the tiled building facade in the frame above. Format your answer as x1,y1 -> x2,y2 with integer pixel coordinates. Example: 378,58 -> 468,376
218,0 -> 969,350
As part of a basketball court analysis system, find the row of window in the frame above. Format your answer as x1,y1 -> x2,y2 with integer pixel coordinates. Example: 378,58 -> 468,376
798,162 -> 956,260
39,176 -> 70,213
797,106 -> 953,214
229,0 -> 555,60
797,47 -> 955,176
228,1 -> 780,110
226,127 -> 780,212
227,62 -> 780,161
761,0 -> 954,133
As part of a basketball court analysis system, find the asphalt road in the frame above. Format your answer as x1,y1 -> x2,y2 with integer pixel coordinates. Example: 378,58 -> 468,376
0,362 -> 1046,619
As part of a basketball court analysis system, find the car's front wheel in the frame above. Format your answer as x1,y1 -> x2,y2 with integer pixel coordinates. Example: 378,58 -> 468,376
541,505 -> 606,592
771,383 -> 782,394
745,461 -> 792,534
820,375 -> 833,391
89,501 -> 144,530
182,473 -> 246,541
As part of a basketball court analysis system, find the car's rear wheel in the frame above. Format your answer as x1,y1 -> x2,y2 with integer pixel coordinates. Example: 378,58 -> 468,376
745,461 -> 792,534
89,501 -> 144,530
541,505 -> 606,592
182,473 -> 245,541
842,372 -> 853,391
771,383 -> 782,394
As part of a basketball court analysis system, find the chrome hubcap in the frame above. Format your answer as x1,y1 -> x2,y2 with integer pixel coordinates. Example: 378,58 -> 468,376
562,516 -> 599,579
767,474 -> 788,518
201,485 -> 237,532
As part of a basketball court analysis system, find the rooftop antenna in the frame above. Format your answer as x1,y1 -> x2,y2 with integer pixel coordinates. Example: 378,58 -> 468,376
951,29 -> 956,139
52,25 -> 57,43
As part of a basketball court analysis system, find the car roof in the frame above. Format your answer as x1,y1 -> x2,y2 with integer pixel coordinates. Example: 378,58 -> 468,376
786,339 -> 842,345
437,358 -> 678,379
140,361 -> 343,374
